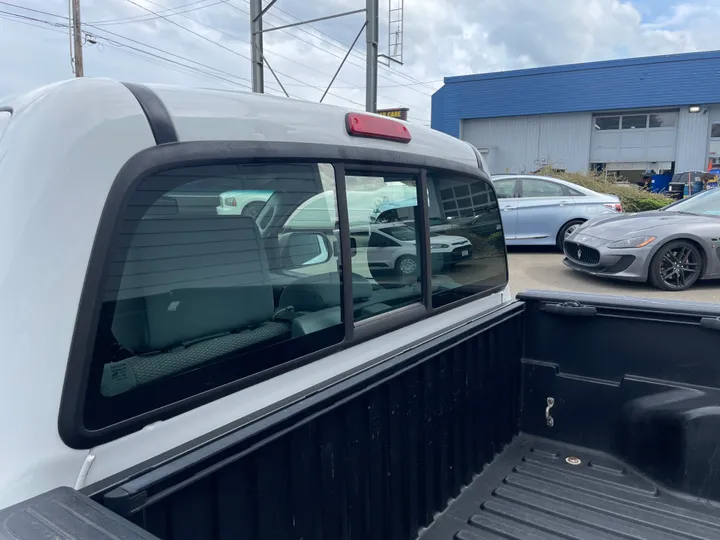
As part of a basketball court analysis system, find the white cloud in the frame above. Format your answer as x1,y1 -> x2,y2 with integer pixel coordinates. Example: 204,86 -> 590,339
1,0 -> 719,125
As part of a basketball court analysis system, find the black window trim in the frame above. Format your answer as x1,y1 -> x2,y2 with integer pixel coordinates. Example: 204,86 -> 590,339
59,140 -> 507,449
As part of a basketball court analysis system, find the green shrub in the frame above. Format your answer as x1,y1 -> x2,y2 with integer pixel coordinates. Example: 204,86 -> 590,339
531,166 -> 673,213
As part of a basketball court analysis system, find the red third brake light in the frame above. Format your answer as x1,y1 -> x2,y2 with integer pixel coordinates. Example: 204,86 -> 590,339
345,113 -> 412,143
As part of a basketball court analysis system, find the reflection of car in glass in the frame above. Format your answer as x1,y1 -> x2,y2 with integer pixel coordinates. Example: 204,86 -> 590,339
563,188 -> 720,291
491,174 -> 622,249
352,224 -> 472,276
216,190 -> 273,217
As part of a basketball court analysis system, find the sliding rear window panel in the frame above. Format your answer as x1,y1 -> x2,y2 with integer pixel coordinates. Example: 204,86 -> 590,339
59,141 -> 506,449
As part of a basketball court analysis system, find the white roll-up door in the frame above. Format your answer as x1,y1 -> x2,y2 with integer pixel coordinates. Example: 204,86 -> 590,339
590,110 -> 678,168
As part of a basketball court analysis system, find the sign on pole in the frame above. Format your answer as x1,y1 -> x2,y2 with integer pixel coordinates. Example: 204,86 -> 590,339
377,107 -> 409,121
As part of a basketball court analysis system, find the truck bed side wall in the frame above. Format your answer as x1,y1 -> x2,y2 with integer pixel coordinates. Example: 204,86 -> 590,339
94,305 -> 524,540
519,291 -> 720,501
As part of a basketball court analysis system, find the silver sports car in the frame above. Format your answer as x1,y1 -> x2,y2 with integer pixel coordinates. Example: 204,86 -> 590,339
563,188 -> 720,291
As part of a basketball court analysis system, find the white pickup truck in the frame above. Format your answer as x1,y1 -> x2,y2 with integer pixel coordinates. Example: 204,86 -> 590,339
0,78 -> 509,507
0,79 -> 718,540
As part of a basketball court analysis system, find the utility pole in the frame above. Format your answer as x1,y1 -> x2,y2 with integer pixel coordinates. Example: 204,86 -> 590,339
249,0 -> 264,93
249,1 -> 378,109
71,0 -> 84,77
365,0 -> 378,112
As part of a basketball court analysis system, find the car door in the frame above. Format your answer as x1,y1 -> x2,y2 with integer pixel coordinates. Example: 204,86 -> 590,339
516,177 -> 575,243
492,178 -> 519,240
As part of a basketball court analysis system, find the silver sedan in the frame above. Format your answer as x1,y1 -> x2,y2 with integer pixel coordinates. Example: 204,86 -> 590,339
563,189 -> 720,291
491,174 -> 622,250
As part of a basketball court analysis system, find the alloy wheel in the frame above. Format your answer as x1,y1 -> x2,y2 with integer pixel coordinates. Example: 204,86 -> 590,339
659,245 -> 701,289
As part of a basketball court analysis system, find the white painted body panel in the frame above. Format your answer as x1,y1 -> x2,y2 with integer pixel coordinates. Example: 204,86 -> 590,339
0,78 -> 156,507
0,78 -> 501,507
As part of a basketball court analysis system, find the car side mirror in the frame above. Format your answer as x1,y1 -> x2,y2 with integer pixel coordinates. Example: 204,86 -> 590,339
286,232 -> 332,267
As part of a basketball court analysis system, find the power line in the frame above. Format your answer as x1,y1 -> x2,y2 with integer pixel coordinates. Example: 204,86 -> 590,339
84,24 -> 253,86
233,1 -> 436,94
2,0 -> 431,112
222,0 -> 429,108
126,0 -> 366,108
86,0 -> 212,25
0,7 -> 253,90
0,10 -> 67,32
227,0 -> 430,96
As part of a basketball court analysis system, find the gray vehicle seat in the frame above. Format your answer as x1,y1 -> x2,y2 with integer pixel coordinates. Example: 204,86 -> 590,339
278,271 -> 379,337
101,215 -> 290,397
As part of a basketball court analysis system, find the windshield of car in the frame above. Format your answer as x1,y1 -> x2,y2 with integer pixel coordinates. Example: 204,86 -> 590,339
380,225 -> 417,241
662,188 -> 720,215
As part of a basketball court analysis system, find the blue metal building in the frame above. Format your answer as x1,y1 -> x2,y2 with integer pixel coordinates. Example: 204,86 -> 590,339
432,51 -> 720,178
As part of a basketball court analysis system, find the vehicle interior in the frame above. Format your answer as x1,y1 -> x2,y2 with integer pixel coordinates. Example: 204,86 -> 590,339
93,162 -> 501,406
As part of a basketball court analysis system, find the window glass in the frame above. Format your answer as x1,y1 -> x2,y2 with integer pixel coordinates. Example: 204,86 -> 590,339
621,115 -> 647,129
428,173 -> 507,308
521,178 -> 565,198
491,178 -> 517,199
712,123 -> 720,139
346,172 -> 422,321
567,187 -> 586,196
649,112 -> 676,128
88,163 -> 344,427
594,117 -> 620,130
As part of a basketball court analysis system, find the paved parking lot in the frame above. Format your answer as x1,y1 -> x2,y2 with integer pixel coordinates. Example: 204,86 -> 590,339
508,247 -> 720,304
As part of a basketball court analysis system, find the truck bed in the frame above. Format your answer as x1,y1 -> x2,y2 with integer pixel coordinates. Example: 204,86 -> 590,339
422,435 -> 720,540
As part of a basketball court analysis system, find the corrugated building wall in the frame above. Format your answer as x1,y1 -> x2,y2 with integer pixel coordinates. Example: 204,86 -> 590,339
461,113 -> 592,173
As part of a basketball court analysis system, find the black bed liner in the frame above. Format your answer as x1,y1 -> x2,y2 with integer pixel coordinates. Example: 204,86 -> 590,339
420,435 -> 720,540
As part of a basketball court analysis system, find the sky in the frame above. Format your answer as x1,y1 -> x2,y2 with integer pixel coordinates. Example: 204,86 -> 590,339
2,0 -> 720,126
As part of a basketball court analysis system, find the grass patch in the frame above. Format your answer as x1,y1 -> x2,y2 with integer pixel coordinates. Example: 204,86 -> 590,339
533,167 -> 673,213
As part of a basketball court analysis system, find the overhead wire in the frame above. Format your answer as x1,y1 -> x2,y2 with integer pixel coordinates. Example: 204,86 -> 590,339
0,3 -> 254,90
1,0 -> 437,114
124,0 -> 367,108
86,0 -> 213,25
233,0 -> 438,94
216,0 -> 424,110
225,0 -> 434,97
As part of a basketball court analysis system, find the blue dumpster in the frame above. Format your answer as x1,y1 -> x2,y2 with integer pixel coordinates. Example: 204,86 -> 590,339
650,173 -> 672,193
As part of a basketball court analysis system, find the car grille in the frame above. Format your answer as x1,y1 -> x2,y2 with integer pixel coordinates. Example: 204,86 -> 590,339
565,241 -> 600,265
450,246 -> 472,260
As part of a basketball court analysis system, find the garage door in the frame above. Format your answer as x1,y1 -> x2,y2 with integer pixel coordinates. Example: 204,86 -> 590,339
590,110 -> 678,167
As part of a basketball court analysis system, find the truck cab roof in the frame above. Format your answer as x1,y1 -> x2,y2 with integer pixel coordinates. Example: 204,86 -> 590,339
0,78 -> 478,166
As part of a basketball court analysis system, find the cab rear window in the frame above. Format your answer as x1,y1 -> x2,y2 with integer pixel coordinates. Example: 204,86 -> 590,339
80,158 -> 508,433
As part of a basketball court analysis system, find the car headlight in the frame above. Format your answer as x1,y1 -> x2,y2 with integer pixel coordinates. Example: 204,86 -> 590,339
431,243 -> 449,249
607,236 -> 656,249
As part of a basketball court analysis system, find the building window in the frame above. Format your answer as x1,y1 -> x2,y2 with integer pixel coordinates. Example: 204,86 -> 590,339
711,123 -> 720,139
621,115 -> 647,129
649,112 -> 676,128
594,117 -> 620,130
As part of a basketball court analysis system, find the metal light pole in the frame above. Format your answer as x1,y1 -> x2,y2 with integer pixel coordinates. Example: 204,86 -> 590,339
365,0 -> 378,112
249,0 -> 264,93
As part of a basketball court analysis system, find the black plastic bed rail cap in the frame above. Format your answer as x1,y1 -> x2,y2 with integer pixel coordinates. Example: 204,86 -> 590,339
0,487 -> 160,540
